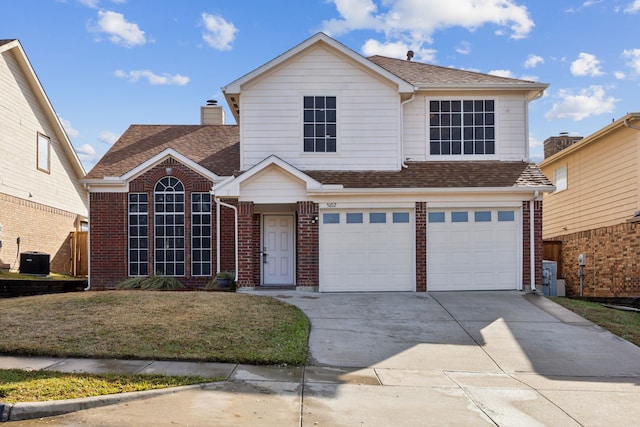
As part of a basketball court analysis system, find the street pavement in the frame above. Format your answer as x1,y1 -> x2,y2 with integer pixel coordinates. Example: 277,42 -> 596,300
2,290 -> 640,426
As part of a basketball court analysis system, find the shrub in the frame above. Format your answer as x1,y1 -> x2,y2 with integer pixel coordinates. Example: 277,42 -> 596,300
116,276 -> 184,291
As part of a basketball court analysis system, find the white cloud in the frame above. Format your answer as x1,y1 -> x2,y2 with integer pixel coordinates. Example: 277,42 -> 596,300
570,52 -> 604,76
361,39 -> 436,62
60,117 -> 81,138
91,10 -> 146,47
76,143 -> 97,156
614,71 -> 627,79
98,131 -> 119,145
322,0 -> 534,49
622,48 -> 640,74
115,69 -> 190,86
545,86 -> 618,121
201,13 -> 237,51
77,0 -> 99,8
489,69 -> 515,78
456,41 -> 471,55
624,1 -> 640,13
524,54 -> 544,68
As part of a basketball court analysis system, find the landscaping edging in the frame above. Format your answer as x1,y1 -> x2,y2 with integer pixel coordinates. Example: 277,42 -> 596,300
0,279 -> 87,298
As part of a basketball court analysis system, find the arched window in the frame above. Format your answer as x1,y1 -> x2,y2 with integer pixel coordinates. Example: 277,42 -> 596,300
154,177 -> 185,276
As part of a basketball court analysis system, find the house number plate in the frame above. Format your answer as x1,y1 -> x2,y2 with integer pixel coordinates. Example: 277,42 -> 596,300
326,203 -> 337,208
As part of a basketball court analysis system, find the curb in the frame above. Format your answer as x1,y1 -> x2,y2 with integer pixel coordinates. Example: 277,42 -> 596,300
1,383 -> 211,422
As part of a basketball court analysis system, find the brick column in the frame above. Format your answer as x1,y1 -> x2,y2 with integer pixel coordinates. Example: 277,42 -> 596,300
522,200 -> 543,289
297,201 -> 319,288
237,201 -> 255,288
415,202 -> 427,292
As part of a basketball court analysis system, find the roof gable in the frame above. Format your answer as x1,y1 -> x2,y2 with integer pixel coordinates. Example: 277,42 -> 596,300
222,32 -> 415,122
1,39 -> 85,178
84,125 -> 239,181
213,155 -> 323,197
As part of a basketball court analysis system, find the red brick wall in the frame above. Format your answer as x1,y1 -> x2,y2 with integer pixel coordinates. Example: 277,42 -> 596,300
415,202 -> 427,292
296,201 -> 319,287
89,192 -> 127,288
522,200 -> 543,290
547,222 -> 640,297
236,201 -> 255,287
0,193 -> 82,274
89,159 -> 216,289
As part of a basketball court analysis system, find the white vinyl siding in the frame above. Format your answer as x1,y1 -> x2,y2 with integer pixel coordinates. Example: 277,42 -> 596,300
402,93 -> 528,162
239,165 -> 308,203
239,45 -> 401,171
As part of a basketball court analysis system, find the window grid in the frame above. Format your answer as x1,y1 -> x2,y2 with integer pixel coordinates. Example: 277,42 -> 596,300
128,193 -> 149,276
154,177 -> 185,276
191,193 -> 212,277
429,100 -> 495,155
303,96 -> 337,152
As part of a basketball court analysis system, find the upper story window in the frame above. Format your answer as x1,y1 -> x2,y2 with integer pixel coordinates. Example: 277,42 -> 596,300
303,96 -> 336,153
429,100 -> 495,156
37,133 -> 50,173
554,165 -> 567,192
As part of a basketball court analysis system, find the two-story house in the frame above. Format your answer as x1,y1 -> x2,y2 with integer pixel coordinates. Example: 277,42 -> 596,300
540,114 -> 640,297
83,33 -> 553,292
0,39 -> 88,275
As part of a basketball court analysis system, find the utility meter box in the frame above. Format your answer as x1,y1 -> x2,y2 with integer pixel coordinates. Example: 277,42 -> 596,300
578,253 -> 586,266
542,260 -> 558,296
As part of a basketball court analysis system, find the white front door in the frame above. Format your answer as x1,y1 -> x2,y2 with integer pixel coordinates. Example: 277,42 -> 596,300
263,215 -> 295,286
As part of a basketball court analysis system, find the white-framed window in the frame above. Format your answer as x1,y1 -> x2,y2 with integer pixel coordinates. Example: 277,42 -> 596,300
554,165 -> 567,192
37,133 -> 50,173
429,99 -> 495,156
303,95 -> 337,152
154,177 -> 185,276
128,193 -> 149,276
191,193 -> 212,276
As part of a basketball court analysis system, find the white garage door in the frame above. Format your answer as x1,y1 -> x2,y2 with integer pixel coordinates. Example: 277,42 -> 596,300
427,208 -> 519,291
320,209 -> 414,292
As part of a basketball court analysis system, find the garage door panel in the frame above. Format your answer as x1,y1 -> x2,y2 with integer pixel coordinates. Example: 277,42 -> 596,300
320,209 -> 414,292
428,208 -> 519,291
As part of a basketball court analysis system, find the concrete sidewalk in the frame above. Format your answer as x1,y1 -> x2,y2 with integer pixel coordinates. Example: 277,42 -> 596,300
3,291 -> 640,426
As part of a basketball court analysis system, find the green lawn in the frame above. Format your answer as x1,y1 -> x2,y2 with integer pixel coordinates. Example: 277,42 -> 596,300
548,297 -> 640,347
0,291 -> 310,403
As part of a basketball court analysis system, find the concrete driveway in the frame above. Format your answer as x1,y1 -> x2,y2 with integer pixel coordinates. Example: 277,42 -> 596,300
8,291 -> 640,426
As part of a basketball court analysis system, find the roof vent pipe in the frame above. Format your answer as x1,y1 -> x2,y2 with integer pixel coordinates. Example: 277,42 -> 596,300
207,99 -> 218,106
406,50 -> 414,61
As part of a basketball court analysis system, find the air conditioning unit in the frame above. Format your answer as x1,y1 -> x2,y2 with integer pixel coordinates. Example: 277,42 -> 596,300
19,251 -> 50,275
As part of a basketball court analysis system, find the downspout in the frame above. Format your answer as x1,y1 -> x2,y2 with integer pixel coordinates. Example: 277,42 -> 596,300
529,191 -> 539,292
400,94 -> 416,168
83,183 -> 91,291
214,197 -> 239,281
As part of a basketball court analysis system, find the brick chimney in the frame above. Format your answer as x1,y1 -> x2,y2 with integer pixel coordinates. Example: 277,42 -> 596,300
200,100 -> 225,125
543,132 -> 583,158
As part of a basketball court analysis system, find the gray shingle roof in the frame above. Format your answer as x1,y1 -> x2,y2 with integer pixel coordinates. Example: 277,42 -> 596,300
306,161 -> 552,189
368,55 -> 542,87
85,125 -> 239,179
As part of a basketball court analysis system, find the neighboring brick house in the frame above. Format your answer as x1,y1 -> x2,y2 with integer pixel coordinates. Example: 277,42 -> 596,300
0,39 -> 88,275
540,113 -> 640,297
83,33 -> 553,292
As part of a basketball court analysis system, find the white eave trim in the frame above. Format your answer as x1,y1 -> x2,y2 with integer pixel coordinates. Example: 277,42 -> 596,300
212,155 -> 324,197
81,148 -> 228,191
120,148 -> 222,182
307,185 -> 555,196
222,32 -> 415,95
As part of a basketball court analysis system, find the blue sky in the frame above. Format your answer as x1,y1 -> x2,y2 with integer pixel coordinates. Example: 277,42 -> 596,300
2,0 -> 640,171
